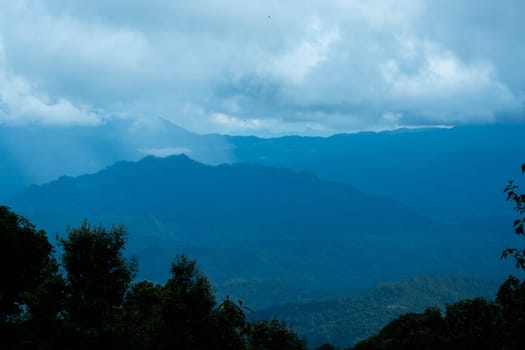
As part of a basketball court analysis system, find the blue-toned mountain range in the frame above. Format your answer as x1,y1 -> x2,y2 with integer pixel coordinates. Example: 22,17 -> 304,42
2,121 -> 523,227
7,153 -> 511,307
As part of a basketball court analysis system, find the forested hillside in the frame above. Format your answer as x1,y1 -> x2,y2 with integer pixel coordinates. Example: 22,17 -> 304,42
230,125 -> 525,226
0,206 -> 307,350
7,155 -> 509,308
3,163 -> 525,349
3,122 -> 525,229
253,276 -> 499,348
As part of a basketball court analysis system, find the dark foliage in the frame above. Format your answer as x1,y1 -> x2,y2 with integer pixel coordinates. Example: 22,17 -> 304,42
353,164 -> 525,350
4,163 -> 525,349
0,210 -> 306,349
0,206 -> 57,321
10,153 -> 487,297
55,221 -> 138,349
496,164 -> 525,348
0,206 -> 64,349
354,299 -> 507,349
246,319 -> 308,350
502,169 -> 525,269
354,307 -> 447,350
252,275 -> 498,348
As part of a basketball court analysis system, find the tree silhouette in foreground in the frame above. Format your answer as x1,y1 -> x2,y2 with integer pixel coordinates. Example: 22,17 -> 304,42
501,164 -> 525,269
495,164 -> 525,349
9,163 -> 525,349
351,164 -> 525,350
0,206 -> 64,349
0,206 -> 57,321
0,210 -> 307,349
56,221 -> 138,349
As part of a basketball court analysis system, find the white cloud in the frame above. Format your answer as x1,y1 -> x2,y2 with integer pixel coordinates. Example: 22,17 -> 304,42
0,38 -> 102,126
263,17 -> 339,85
377,37 -> 522,123
381,40 -> 497,98
211,113 -> 263,131
0,0 -> 523,134
209,111 -> 334,136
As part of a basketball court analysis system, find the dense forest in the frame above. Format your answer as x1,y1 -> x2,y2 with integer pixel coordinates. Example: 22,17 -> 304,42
252,276 -> 498,347
1,0 -> 523,347
2,165 -> 525,349
7,152 -> 510,302
350,166 -> 525,350
0,207 -> 307,350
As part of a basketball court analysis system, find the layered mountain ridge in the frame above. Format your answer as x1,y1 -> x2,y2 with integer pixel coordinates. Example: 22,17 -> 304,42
8,154 -> 509,307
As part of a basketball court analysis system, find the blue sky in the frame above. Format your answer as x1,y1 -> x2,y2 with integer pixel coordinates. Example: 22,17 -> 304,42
0,0 -> 524,136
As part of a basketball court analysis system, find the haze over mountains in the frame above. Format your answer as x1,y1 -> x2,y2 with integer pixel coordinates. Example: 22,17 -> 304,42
2,119 -> 524,225
0,120 -> 233,200
2,2 -> 524,347
6,143 -> 514,304
3,121 -> 523,345
230,124 -> 524,226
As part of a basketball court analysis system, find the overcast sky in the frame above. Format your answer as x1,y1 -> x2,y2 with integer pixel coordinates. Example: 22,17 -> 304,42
0,0 -> 524,136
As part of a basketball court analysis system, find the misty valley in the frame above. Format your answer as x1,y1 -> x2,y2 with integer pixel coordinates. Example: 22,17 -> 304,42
2,123 -> 525,349
2,1 -> 525,348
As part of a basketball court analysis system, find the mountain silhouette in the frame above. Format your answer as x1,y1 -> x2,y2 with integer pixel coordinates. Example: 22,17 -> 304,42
8,154 -> 509,304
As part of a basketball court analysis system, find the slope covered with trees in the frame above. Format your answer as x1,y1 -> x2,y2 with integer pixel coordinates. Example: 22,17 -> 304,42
229,124 -> 525,227
3,163 -> 525,349
253,276 -> 498,348
0,206 -> 307,350
3,122 -> 525,230
6,155 -> 508,307
347,165 -> 525,349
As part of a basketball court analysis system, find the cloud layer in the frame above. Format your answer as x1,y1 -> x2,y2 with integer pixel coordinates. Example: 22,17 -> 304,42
0,0 -> 523,135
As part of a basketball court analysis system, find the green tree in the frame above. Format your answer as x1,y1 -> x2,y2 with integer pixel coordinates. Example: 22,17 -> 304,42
496,276 -> 525,349
209,296 -> 252,349
354,307 -> 446,350
501,164 -> 525,269
0,206 -> 64,349
121,254 -> 305,350
444,298 -> 503,349
0,206 -> 57,322
2,209 -> 310,349
152,254 -> 217,349
120,280 -> 164,350
496,164 -> 525,349
246,319 -> 308,350
58,220 -> 137,348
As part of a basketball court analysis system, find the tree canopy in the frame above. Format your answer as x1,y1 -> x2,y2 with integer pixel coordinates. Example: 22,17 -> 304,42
4,163 -> 525,349
0,206 -> 56,322
351,164 -> 525,350
0,209 -> 306,350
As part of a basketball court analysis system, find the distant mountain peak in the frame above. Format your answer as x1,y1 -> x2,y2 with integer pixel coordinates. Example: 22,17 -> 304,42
141,153 -> 193,162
